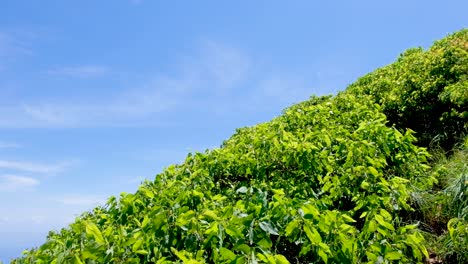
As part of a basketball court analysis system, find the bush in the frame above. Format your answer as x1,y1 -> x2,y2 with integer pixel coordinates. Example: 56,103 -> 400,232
347,29 -> 468,150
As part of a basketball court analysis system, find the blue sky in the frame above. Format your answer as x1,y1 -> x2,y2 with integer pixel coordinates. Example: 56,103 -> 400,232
0,0 -> 467,261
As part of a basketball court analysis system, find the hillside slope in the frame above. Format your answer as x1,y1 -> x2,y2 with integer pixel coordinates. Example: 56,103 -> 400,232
12,29 -> 467,264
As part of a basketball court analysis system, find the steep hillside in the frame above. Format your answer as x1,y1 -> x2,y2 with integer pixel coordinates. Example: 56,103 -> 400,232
12,29 -> 467,263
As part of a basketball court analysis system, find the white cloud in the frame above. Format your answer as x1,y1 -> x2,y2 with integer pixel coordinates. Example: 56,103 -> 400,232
0,160 -> 74,174
0,41 -> 253,128
22,103 -> 69,124
0,175 -> 39,192
0,40 -> 333,128
47,65 -> 109,78
13,94 -> 174,127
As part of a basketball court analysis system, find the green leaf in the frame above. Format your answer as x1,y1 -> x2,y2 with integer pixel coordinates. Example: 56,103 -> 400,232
360,211 -> 368,218
171,247 -> 189,262
74,256 -> 84,264
303,224 -> 321,243
285,219 -> 299,237
379,209 -> 392,220
85,222 -> 105,245
140,187 -> 154,199
301,203 -> 320,219
342,214 -> 356,223
368,166 -> 379,177
274,254 -> 290,264
374,214 -> 395,231
136,249 -> 149,255
385,251 -> 402,260
141,215 -> 150,228
257,237 -> 273,249
219,247 -> 236,261
203,210 -> 220,220
225,225 -> 243,238
156,257 -> 172,264
132,239 -> 143,252
81,250 -> 97,260
323,134 -> 331,146
317,249 -> 328,263
234,244 -> 251,254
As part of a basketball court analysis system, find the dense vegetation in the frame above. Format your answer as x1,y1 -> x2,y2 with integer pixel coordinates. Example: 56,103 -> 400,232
10,29 -> 467,263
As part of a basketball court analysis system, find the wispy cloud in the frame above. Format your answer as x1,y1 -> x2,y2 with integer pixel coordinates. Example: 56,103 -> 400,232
0,31 -> 33,70
0,32 -> 31,57
0,41 -> 252,128
0,141 -> 21,148
12,94 -> 175,127
47,65 -> 109,78
0,160 -> 74,174
56,194 -> 106,206
0,174 -> 39,192
195,40 -> 252,91
0,40 -> 327,128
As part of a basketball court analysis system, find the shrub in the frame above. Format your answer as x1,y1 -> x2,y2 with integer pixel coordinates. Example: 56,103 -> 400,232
347,29 -> 468,150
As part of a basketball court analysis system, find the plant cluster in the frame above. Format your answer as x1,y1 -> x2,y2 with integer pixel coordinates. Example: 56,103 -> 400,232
348,29 -> 467,150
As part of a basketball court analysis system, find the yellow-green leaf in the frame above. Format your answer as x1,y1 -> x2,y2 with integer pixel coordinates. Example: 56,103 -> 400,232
85,222 -> 105,245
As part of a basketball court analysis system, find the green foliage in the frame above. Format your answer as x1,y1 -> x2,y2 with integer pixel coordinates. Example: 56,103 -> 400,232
347,29 -> 468,150
412,138 -> 468,263
12,93 -> 432,263
444,217 -> 468,262
11,29 -> 467,263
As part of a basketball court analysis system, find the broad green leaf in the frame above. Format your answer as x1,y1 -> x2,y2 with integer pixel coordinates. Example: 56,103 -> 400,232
141,215 -> 150,228
219,247 -> 236,261
274,254 -> 290,264
285,219 -> 299,237
385,251 -> 402,260
318,249 -> 328,263
323,134 -> 331,146
74,256 -> 84,264
257,237 -> 273,249
301,203 -> 320,219
374,214 -> 395,231
303,224 -> 321,243
368,166 -> 379,177
85,222 -> 105,245
132,239 -> 143,252
203,210 -> 220,220
171,247 -> 189,262
225,224 -> 243,238
81,250 -> 97,260
140,187 -> 154,199
234,244 -> 251,254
